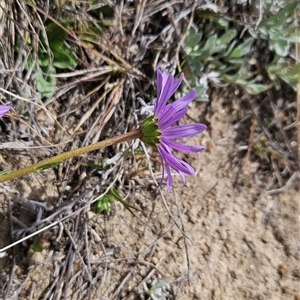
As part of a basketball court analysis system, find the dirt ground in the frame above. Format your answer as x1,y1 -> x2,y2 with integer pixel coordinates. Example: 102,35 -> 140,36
1,88 -> 299,300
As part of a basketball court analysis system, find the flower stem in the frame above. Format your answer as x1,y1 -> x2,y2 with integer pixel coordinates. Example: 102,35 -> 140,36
0,129 -> 141,183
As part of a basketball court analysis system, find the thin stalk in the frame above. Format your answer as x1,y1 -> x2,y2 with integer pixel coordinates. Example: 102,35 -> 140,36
0,129 -> 141,183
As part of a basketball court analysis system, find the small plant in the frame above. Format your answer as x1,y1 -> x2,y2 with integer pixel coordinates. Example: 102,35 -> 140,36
26,21 -> 77,98
143,280 -> 169,300
44,22 -> 77,70
254,1 -> 298,57
95,187 -> 139,214
30,237 -> 48,252
95,192 -> 113,214
254,1 -> 299,90
183,0 -> 299,98
183,24 -> 268,98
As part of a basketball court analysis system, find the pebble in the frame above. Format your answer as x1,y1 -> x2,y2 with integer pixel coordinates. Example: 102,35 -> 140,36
87,211 -> 95,220
151,256 -> 158,265
278,263 -> 287,276
30,251 -> 45,264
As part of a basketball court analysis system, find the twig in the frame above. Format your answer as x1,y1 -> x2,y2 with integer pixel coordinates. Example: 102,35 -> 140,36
255,0 -> 264,30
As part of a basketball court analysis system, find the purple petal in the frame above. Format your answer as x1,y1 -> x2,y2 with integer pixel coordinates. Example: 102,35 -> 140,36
164,72 -> 183,102
166,164 -> 172,192
157,104 -> 176,126
170,89 -> 197,112
156,69 -> 168,102
167,154 -> 194,175
159,154 -> 165,187
159,107 -> 188,130
154,70 -> 183,116
157,90 -> 196,125
0,104 -> 12,118
161,138 -> 205,152
154,74 -> 173,115
158,144 -> 194,175
162,124 -> 207,138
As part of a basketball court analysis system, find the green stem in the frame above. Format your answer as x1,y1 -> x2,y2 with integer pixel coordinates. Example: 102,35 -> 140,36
0,129 -> 141,183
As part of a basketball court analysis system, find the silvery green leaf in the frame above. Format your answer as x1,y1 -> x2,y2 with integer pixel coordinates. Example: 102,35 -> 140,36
243,83 -> 268,95
272,38 -> 289,57
227,38 -> 254,58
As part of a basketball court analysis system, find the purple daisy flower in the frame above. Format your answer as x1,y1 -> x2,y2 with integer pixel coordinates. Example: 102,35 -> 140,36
0,104 -> 12,118
140,69 -> 206,191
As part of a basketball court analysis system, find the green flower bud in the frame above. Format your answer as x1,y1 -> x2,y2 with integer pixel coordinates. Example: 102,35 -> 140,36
140,116 -> 161,147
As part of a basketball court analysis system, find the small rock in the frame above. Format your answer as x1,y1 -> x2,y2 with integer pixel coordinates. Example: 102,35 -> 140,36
151,256 -> 158,265
278,263 -> 287,276
87,211 -> 96,220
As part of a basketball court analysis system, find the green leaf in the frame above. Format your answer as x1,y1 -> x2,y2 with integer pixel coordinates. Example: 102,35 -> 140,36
243,83 -> 268,95
257,25 -> 269,39
221,73 -> 239,82
94,187 -> 140,215
268,27 -> 282,40
222,72 -> 268,95
184,28 -> 202,49
52,48 -> 77,69
237,72 -> 252,81
263,0 -> 276,11
218,29 -> 237,45
188,58 -> 204,75
260,1 -> 298,29
227,38 -> 254,58
151,280 -> 168,291
45,22 -> 77,69
218,18 -> 229,28
98,4 -> 114,18
195,85 -> 209,101
272,38 -> 289,57
222,72 -> 252,83
267,58 -> 300,90
248,27 -> 258,39
38,50 -> 50,67
278,65 -> 300,90
220,40 -> 238,58
37,74 -> 55,98
225,57 -> 248,65
0,170 -> 11,176
36,67 -> 56,98
46,22 -> 68,51
209,42 -> 226,55
30,238 -> 44,252
35,160 -> 61,172
110,187 -> 140,213
202,34 -> 217,50
281,26 -> 300,43
193,49 -> 210,61
207,59 -> 223,69
78,22 -> 105,41
252,139 -> 270,161
95,194 -> 113,214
